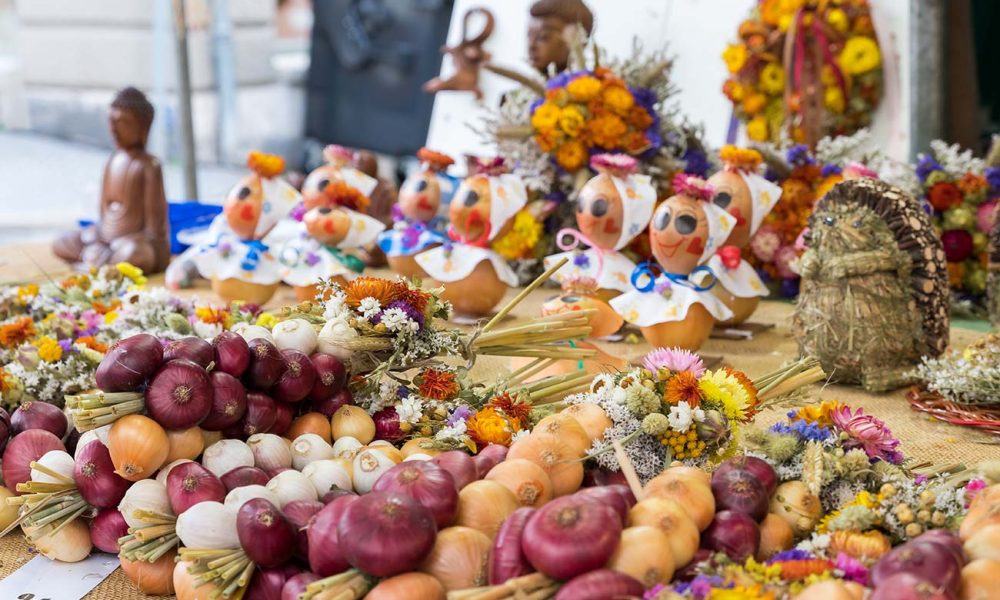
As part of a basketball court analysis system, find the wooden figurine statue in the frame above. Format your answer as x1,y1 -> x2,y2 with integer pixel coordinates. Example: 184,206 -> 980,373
611,175 -> 736,351
705,146 -> 782,324
379,148 -> 457,278
422,8 -> 495,99
53,87 -> 170,274
416,158 -> 527,316
527,0 -> 594,75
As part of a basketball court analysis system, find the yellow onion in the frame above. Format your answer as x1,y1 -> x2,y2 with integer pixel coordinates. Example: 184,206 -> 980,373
758,513 -> 795,560
287,413 -> 332,444
770,481 -> 823,536
108,415 -> 170,481
164,427 -> 205,464
174,560 -> 217,600
402,438 -> 441,458
607,526 -> 675,586
25,519 -> 92,562
331,405 -> 375,444
627,497 -> 700,566
366,572 -> 445,600
562,403 -> 613,442
506,434 -> 584,497
960,485 -> 1000,541
644,472 -> 715,530
960,558 -> 1000,600
828,529 -> 892,561
368,441 -> 404,464
485,459 -> 553,508
792,580 -> 858,600
121,549 -> 177,595
964,523 -> 1000,562
419,526 -> 492,591
532,413 -> 590,457
200,428 -> 223,449
455,480 -> 520,540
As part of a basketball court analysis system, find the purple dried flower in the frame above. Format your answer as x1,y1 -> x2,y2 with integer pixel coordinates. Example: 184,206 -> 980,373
821,163 -> 843,177
385,300 -> 425,329
916,154 -> 942,182
447,405 -> 472,426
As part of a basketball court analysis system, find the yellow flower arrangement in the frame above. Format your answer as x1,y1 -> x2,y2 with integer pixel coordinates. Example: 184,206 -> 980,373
36,336 -> 63,363
466,407 -> 521,447
746,116 -> 769,142
558,105 -> 586,138
759,63 -> 785,95
566,75 -> 601,102
115,262 -> 147,287
103,311 -> 119,325
602,85 -> 635,116
839,36 -> 881,75
492,210 -> 544,260
530,102 -> 562,131
824,87 -> 845,114
556,140 -> 588,171
255,312 -> 278,329
700,369 -> 751,422
723,43 -> 748,73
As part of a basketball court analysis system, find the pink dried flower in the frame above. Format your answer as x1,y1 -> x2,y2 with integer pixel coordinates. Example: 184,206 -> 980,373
323,144 -> 353,164
472,156 -> 509,176
965,478 -> 987,507
591,153 -> 638,177
671,174 -> 714,201
643,347 -> 706,377
750,227 -> 781,262
830,405 -> 904,464
835,552 -> 869,585
843,162 -> 878,180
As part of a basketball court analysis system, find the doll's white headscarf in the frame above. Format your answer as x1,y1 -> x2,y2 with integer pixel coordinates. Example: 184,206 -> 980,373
610,173 -> 656,250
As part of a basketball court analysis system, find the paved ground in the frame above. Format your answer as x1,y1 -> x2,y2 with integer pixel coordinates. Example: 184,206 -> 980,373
0,131 -> 243,244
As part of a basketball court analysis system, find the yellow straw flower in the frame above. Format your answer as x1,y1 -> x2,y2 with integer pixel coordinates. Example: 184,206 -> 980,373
558,105 -> 586,138
602,85 -> 635,116
565,75 -> 601,102
103,310 -> 119,324
492,210 -> 543,260
723,43 -> 748,73
746,116 -> 769,141
826,8 -> 849,33
255,313 -> 278,329
115,262 -> 147,286
36,336 -> 63,363
824,86 -> 845,113
530,102 -> 562,132
759,63 -> 785,95
700,369 -> 751,422
839,36 -> 881,75
555,140 -> 588,171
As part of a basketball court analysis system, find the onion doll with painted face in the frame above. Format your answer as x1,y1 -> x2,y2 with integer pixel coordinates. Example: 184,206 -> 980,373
184,151 -> 303,304
378,148 -> 458,278
416,158 -> 528,317
702,146 -> 782,324
279,180 -> 386,301
610,174 -> 736,351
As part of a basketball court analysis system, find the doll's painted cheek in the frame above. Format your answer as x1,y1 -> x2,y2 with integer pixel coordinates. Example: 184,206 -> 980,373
602,218 -> 620,235
686,236 -> 705,256
240,204 -> 255,221
729,207 -> 746,226
323,220 -> 336,234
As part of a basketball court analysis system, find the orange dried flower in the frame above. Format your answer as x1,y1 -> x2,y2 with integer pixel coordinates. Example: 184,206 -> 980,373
777,559 -> 834,581
627,105 -> 654,130
487,392 -> 532,425
587,114 -> 628,149
1,317 -> 35,349
321,180 -> 371,214
467,407 -> 521,448
927,182 -> 963,212
344,277 -> 404,309
74,336 -> 108,353
246,151 -> 286,178
723,366 -> 758,416
418,369 -> 460,401
416,147 -> 455,172
665,371 -> 702,407
719,145 -> 763,172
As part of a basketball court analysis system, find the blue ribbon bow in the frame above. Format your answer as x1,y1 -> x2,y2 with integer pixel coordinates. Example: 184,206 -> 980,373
629,261 -> 718,293
239,240 -> 270,271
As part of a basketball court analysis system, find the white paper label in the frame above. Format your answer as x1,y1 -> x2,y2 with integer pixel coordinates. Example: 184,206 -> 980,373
0,554 -> 120,600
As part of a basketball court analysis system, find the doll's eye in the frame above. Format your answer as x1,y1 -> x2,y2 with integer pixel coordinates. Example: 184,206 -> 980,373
316,178 -> 329,192
653,209 -> 671,231
713,192 -> 732,208
318,207 -> 332,214
562,296 -> 579,303
463,190 -> 480,206
237,187 -> 251,200
823,215 -> 836,226
591,198 -> 609,217
415,180 -> 428,192
675,214 -> 697,234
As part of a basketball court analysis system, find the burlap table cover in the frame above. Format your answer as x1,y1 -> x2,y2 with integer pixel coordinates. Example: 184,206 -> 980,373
1,244 -> 996,598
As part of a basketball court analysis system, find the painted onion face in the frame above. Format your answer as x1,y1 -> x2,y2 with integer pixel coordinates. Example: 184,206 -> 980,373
304,206 -> 352,246
576,174 -> 625,250
223,175 -> 264,240
399,171 -> 442,222
706,170 -> 752,247
649,194 -> 709,274
541,291 -> 623,338
449,176 -> 493,244
301,165 -> 343,210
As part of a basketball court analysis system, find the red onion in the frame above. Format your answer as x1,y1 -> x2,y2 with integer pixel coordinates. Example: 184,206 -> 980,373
2,429 -> 65,492
95,333 -> 164,392
572,486 -> 631,525
266,467 -> 292,479
433,451 -> 478,490
311,388 -> 351,418
283,500 -> 323,559
337,491 -> 437,577
711,467 -> 769,521
247,339 -> 285,390
472,444 -> 508,479
554,569 -> 644,600
145,359 -> 212,429
244,392 -> 277,436
222,420 -> 248,440
871,539 -> 963,592
64,426 -> 80,457
246,564 -> 301,600
10,401 -> 67,438
308,353 -> 346,403
870,573 -> 956,600
914,529 -> 966,565
713,456 -> 778,495
489,507 -> 535,585
221,466 -> 270,491
90,507 -> 129,554
282,573 -> 320,600
237,498 -> 296,568
372,408 -> 404,442
201,371 -> 248,431
273,350 -> 317,403
521,495 -> 622,580
320,488 -> 356,504
74,440 -> 130,508
702,510 -> 761,562
0,408 -> 10,453
166,461 -> 226,514
582,467 -> 629,488
371,461 -> 457,528
163,337 -> 215,369
308,495 -> 359,576
270,402 -> 294,436
213,331 -> 251,378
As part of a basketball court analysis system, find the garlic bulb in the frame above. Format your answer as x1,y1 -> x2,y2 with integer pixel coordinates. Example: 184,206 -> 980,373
224,485 -> 281,512
352,449 -> 396,494
202,439 -> 254,478
31,450 -> 75,484
155,459 -> 193,487
119,480 -> 173,529
74,425 -> 112,460
176,501 -> 239,549
332,436 -> 363,461
317,317 -> 356,360
271,318 -> 318,355
302,460 -> 353,496
232,323 -> 273,344
266,470 -> 318,507
247,433 -> 292,472
291,433 -> 335,471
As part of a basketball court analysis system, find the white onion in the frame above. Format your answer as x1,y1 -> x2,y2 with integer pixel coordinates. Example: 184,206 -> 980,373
202,439 -> 254,478
291,434 -> 335,471
317,317 -> 356,360
118,480 -> 173,529
74,425 -> 112,460
176,501 -> 239,549
155,459 -> 193,486
331,436 -> 363,461
223,485 -> 281,511
231,322 -> 273,343
302,460 -> 353,496
247,433 -> 292,472
351,449 -> 396,494
404,453 -> 433,462
266,470 -> 318,507
31,450 -> 75,484
271,319 -> 318,354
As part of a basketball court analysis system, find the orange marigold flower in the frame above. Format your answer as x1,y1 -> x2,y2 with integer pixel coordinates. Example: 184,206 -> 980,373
321,180 -> 371,214
927,182 -> 963,212
556,141 -> 588,172
587,114 -> 628,149
246,150 -> 286,178
487,392 -> 532,425
418,368 -> 460,401
395,286 -> 431,314
91,300 -> 122,315
0,317 -> 35,349
344,277 -> 404,308
467,407 -> 520,447
777,559 -> 835,581
628,106 -> 654,130
74,336 -> 108,353
624,131 -> 651,154
957,173 -> 988,196
664,371 -> 702,407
